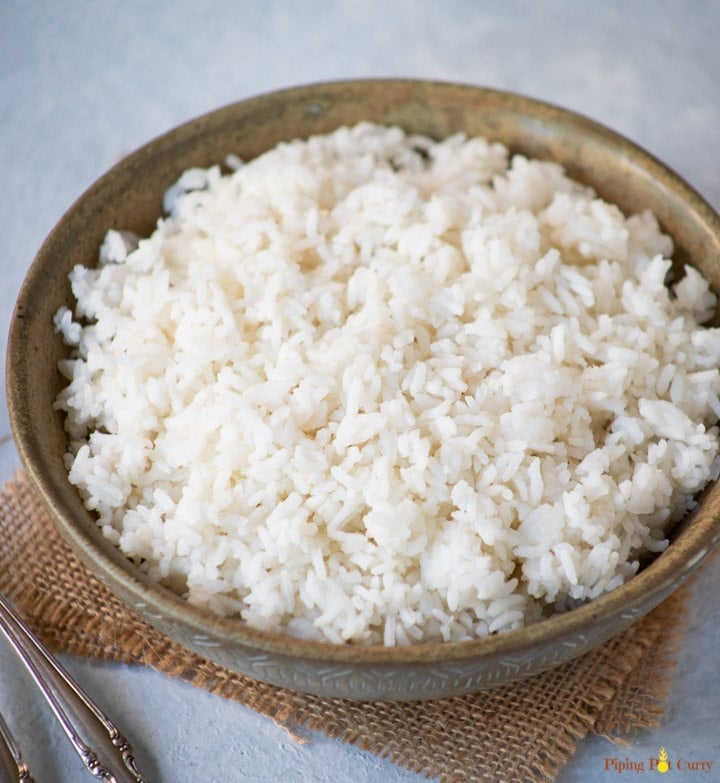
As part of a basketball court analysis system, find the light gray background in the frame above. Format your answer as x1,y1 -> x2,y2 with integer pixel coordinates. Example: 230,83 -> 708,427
1,1 -> 718,781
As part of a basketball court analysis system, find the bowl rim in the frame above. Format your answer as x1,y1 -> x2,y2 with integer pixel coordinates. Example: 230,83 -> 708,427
7,78 -> 720,666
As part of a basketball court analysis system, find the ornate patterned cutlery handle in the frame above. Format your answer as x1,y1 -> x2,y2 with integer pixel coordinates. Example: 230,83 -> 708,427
0,593 -> 148,782
0,709 -> 34,782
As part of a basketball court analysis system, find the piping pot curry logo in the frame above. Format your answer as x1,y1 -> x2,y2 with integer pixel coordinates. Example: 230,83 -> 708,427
654,748 -> 670,773
604,747 -> 714,774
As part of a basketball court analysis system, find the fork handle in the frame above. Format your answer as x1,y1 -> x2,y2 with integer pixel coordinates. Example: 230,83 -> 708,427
0,710 -> 34,782
0,594 -> 146,783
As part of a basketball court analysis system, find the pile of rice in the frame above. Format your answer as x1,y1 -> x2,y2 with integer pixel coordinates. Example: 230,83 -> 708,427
54,123 -> 720,646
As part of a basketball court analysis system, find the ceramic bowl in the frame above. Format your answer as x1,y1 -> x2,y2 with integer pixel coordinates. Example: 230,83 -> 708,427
7,80 -> 720,700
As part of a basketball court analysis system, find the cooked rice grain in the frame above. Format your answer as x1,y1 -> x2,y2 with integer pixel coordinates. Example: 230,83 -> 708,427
54,123 -> 720,645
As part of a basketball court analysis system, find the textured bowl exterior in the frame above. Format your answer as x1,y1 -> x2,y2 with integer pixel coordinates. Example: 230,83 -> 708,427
7,80 -> 720,700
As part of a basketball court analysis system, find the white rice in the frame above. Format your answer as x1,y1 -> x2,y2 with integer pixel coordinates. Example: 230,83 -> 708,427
54,122 -> 720,646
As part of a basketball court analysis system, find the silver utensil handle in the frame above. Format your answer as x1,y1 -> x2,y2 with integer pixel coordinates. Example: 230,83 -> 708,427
0,594 -> 147,782
0,711 -> 34,782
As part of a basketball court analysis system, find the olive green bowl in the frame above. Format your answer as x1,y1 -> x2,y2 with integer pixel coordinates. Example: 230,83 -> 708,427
7,80 -> 720,701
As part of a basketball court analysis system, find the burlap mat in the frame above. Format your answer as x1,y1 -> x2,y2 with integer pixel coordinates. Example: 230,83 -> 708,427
0,472 -> 693,782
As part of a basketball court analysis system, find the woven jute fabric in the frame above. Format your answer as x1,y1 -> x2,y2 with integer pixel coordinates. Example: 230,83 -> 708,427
0,472 -> 690,783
